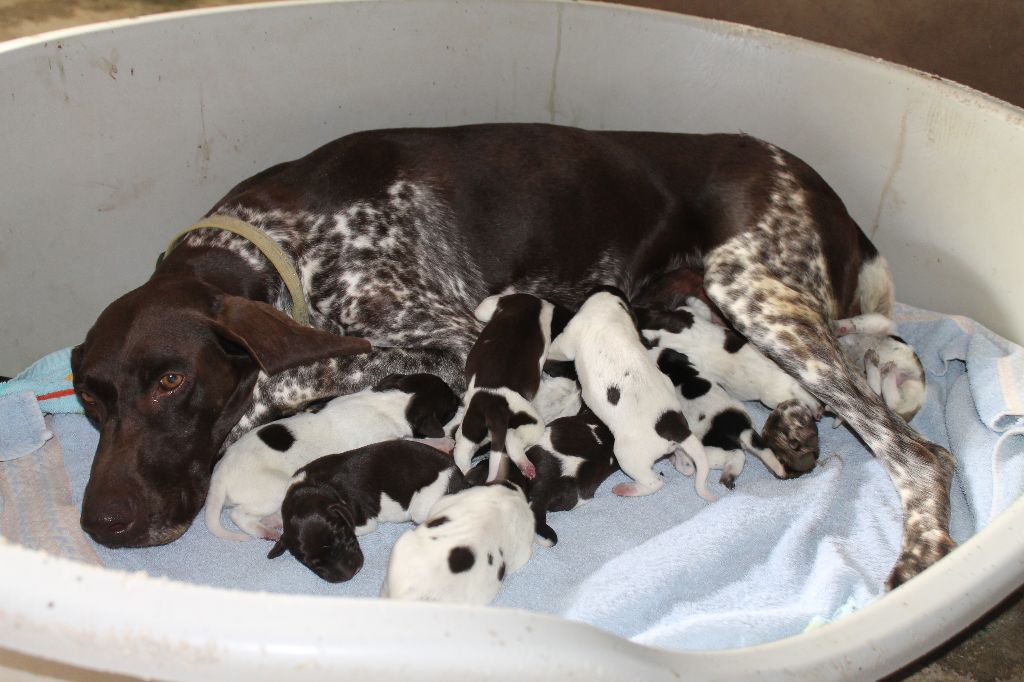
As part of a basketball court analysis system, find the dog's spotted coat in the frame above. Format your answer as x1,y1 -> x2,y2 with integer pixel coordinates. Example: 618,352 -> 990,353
183,186 -> 484,445
703,144 -> 954,586
74,124 -> 955,588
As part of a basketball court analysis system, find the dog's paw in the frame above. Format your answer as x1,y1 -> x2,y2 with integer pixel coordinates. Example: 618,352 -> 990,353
886,530 -> 956,590
671,452 -> 696,476
514,461 -> 537,480
612,480 -> 663,497
535,525 -> 557,547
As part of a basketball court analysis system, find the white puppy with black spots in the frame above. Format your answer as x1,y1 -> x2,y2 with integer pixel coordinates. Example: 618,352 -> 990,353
639,298 -> 822,475
381,481 -> 535,605
651,347 -> 787,488
638,298 -> 820,411
205,373 -> 460,541
546,287 -> 716,500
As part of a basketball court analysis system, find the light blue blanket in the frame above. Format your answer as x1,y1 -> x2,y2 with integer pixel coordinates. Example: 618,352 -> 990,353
9,302 -> 1024,651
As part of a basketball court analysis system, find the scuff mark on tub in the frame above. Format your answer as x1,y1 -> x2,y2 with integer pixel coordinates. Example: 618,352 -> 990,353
870,107 -> 908,238
197,87 -> 212,184
88,48 -> 119,80
95,178 -> 156,213
547,4 -> 563,123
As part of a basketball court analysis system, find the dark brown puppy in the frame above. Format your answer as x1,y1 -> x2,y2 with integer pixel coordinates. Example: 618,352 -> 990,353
268,439 -> 466,582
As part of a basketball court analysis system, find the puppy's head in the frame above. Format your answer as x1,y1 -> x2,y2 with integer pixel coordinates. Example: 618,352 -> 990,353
762,399 -> 820,476
269,483 -> 364,583
580,286 -> 639,330
373,373 -> 461,438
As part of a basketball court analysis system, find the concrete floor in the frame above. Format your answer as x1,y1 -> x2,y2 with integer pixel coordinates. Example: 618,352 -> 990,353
2,1 -> 1022,680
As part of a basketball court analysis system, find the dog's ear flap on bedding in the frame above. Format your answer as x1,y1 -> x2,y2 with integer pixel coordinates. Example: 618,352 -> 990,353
211,295 -> 371,376
267,538 -> 287,559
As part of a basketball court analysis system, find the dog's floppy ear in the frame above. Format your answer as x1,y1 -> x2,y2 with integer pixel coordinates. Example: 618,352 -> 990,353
267,538 -> 287,559
211,295 -> 371,375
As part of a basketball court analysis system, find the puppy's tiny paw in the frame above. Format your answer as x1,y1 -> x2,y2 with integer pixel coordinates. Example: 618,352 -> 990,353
612,482 -> 637,497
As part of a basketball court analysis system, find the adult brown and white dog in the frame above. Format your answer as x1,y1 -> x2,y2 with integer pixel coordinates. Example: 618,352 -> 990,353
70,123 -> 954,589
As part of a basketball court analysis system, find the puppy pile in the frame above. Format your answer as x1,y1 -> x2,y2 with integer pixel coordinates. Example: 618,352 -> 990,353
205,287 -> 927,605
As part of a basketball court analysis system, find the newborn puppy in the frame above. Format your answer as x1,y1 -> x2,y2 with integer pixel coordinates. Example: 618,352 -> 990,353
833,313 -> 926,423
206,373 -> 460,541
454,293 -> 569,481
638,300 -> 820,412
534,364 -> 583,423
653,348 -> 787,488
268,439 -> 466,582
524,405 -> 619,546
381,481 -> 535,605
761,399 -> 821,475
548,287 -> 715,501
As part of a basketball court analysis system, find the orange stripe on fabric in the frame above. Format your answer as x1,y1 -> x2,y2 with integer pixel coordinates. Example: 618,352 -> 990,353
37,389 -> 76,401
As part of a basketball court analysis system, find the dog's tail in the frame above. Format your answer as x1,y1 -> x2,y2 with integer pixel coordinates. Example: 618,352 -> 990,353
854,254 -> 895,318
204,472 -> 251,541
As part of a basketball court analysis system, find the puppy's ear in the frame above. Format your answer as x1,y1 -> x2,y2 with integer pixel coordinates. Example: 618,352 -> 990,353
211,295 -> 371,375
267,538 -> 287,559
327,503 -> 353,525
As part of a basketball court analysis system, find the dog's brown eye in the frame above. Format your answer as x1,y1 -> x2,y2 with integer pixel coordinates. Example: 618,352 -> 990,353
159,373 -> 184,391
79,391 -> 96,405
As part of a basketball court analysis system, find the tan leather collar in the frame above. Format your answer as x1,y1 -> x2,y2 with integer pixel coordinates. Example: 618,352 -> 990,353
163,214 -> 310,326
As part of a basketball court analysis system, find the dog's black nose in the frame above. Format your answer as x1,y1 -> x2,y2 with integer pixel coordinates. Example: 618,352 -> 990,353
81,497 -> 137,544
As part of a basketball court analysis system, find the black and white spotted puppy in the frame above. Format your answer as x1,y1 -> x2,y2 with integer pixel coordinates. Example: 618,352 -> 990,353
638,299 -> 820,412
547,287 -> 716,501
453,293 -> 568,481
653,347 -> 787,488
833,313 -> 926,423
268,439 -> 466,582
381,481 -> 535,605
523,406 -> 619,546
206,373 -> 460,541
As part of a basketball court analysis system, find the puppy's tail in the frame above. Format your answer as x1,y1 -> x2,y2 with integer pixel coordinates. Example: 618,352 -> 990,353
204,472 -> 251,541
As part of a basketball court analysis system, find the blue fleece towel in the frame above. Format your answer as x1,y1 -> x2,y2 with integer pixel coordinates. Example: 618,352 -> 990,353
0,391 -> 52,461
6,303 -> 1023,651
0,347 -> 82,415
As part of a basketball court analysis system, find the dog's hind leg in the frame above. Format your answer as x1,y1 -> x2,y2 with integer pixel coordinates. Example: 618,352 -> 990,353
705,242 -> 955,589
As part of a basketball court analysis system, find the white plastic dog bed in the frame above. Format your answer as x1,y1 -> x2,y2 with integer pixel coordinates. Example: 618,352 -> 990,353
2,1 -> 1023,680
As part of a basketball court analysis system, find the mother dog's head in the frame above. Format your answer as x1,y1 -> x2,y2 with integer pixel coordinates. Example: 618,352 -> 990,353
71,275 -> 370,548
